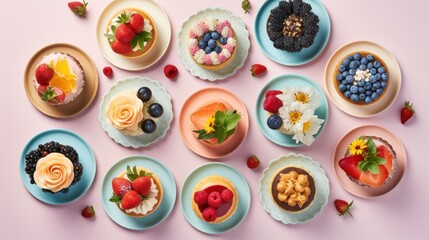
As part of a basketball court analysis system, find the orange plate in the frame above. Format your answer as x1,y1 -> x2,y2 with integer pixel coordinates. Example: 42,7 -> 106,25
333,125 -> 407,197
24,43 -> 98,118
179,88 -> 249,159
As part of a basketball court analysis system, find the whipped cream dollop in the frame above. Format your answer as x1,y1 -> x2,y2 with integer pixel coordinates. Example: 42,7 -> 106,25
33,153 -> 74,193
121,178 -> 159,215
107,91 -> 144,131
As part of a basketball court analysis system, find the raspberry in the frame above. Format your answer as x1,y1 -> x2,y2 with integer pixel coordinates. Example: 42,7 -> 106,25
103,66 -> 113,77
207,191 -> 223,208
164,64 -> 178,79
265,90 -> 283,98
193,190 -> 208,206
202,207 -> 217,222
221,188 -> 233,202
263,96 -> 283,113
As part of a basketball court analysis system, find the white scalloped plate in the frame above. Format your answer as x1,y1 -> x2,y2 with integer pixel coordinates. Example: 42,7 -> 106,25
177,8 -> 250,81
258,153 -> 330,224
99,77 -> 173,148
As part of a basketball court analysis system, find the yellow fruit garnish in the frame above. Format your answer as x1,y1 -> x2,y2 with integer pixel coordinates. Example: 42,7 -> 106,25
48,58 -> 77,94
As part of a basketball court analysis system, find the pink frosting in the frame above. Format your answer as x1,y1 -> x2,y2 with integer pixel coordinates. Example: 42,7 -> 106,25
189,31 -> 196,38
200,22 -> 208,33
189,45 -> 199,55
224,44 -> 233,53
227,29 -> 233,38
218,54 -> 227,63
216,20 -> 231,33
204,55 -> 212,65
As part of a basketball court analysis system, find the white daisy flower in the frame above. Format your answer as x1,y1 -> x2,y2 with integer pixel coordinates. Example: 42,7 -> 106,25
278,86 -> 321,108
279,102 -> 314,133
292,115 -> 325,146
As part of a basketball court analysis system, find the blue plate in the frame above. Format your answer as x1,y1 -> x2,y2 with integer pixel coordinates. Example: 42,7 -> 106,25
101,156 -> 176,230
255,0 -> 331,66
20,129 -> 96,205
180,163 -> 251,234
255,74 -> 329,147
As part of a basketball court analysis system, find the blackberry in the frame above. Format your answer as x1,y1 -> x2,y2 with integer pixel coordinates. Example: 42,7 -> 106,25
24,141 -> 84,194
267,0 -> 320,52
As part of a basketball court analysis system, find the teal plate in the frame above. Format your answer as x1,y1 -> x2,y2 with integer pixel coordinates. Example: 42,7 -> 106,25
255,0 -> 331,66
180,163 -> 251,234
255,74 -> 329,147
20,129 -> 96,205
101,156 -> 176,230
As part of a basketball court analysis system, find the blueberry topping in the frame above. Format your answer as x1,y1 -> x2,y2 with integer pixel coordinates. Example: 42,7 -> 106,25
137,87 -> 152,102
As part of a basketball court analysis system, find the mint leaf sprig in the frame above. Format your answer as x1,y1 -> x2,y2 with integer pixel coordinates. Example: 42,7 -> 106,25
357,137 -> 386,174
193,110 -> 241,144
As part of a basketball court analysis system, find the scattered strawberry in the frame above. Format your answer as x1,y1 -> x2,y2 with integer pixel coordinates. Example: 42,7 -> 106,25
338,155 -> 364,180
251,64 -> 267,77
334,199 -> 353,217
194,190 -> 209,206
103,67 -> 113,77
164,64 -> 178,79
111,177 -> 132,197
132,176 -> 152,196
242,0 -> 251,14
127,13 -> 144,33
115,24 -> 136,43
358,165 -> 388,188
121,190 -> 141,209
81,205 -> 95,218
68,0 -> 88,18
265,90 -> 283,98
111,40 -> 132,54
37,86 -> 65,105
202,207 -> 217,222
247,155 -> 260,169
263,96 -> 282,113
207,192 -> 223,208
221,189 -> 233,202
35,64 -> 54,85
400,101 -> 414,124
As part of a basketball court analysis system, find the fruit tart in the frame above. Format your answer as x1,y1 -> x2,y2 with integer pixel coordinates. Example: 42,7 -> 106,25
109,165 -> 163,217
334,52 -> 389,105
192,175 -> 238,224
34,52 -> 85,105
188,17 -> 237,70
24,141 -> 83,194
106,86 -> 164,136
190,102 -> 241,145
104,9 -> 156,58
338,136 -> 396,188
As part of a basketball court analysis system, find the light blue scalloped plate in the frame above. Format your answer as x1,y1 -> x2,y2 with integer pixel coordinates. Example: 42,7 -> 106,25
99,77 -> 173,148
255,74 -> 329,147
255,0 -> 331,66
259,153 -> 329,224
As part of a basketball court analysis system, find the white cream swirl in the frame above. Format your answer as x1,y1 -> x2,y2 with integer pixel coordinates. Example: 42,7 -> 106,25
34,153 -> 74,193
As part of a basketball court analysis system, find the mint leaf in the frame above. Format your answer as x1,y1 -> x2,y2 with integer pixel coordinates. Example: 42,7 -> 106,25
131,38 -> 138,49
367,137 -> 377,155
111,25 -> 116,33
224,111 -> 241,131
109,195 -> 122,203
225,128 -> 236,139
215,126 -> 227,144
358,160 -> 369,171
139,31 -> 152,42
104,34 -> 115,40
138,37 -> 145,50
367,163 -> 380,174
215,111 -> 226,126
373,156 -> 386,165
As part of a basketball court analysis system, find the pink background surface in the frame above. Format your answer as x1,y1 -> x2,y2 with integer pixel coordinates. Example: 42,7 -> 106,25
2,0 -> 428,239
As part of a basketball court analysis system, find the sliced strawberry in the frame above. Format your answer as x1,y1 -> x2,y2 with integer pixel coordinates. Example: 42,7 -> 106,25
37,86 -> 65,105
358,165 -> 388,188
377,145 -> 393,173
112,177 -> 132,196
338,155 -> 364,180
127,13 -> 144,33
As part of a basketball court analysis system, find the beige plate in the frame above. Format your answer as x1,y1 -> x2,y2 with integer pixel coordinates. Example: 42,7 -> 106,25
324,41 -> 401,117
333,125 -> 407,198
24,43 -> 99,118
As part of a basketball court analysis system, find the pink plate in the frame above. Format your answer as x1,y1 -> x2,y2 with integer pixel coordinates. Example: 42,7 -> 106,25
333,125 -> 407,198
179,88 -> 249,159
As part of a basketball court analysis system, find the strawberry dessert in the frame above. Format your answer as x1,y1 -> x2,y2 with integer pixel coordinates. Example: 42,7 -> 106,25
104,9 -> 156,58
109,165 -> 163,217
192,175 -> 238,224
338,136 -> 396,188
33,52 -> 85,105
190,102 -> 241,145
188,17 -> 237,70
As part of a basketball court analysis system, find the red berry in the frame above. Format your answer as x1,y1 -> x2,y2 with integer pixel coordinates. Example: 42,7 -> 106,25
265,90 -> 283,98
111,40 -> 132,54
111,177 -> 132,197
35,64 -> 54,85
81,205 -> 95,218
37,86 -> 65,105
400,101 -> 414,124
251,64 -> 267,77
263,96 -> 283,113
103,67 -> 113,77
127,13 -> 144,33
132,176 -> 152,196
68,1 -> 88,18
121,190 -> 141,209
334,199 -> 353,217
221,188 -> 233,202
207,191 -> 223,208
202,207 -> 217,222
115,24 -> 136,43
193,190 -> 208,206
247,155 -> 260,169
164,64 -> 178,79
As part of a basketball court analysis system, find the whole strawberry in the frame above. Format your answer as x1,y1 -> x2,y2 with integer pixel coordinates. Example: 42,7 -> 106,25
68,0 -> 88,18
37,86 -> 65,105
400,101 -> 414,124
121,190 -> 141,209
132,176 -> 152,196
127,13 -> 144,33
247,155 -> 260,169
251,64 -> 267,77
81,205 -> 95,218
111,40 -> 132,54
35,64 -> 54,85
334,199 -> 353,217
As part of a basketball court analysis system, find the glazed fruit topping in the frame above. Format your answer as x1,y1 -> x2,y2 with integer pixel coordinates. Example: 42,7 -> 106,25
137,87 -> 152,102
35,64 -> 54,85
193,186 -> 235,222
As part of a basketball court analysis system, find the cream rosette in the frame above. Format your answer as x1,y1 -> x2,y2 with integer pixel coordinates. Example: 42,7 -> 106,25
33,153 -> 74,192
107,92 -> 144,131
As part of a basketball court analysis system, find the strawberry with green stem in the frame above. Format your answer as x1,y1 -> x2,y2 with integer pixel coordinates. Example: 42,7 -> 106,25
37,86 -> 65,105
334,199 -> 353,217
68,1 -> 88,18
401,101 -> 415,124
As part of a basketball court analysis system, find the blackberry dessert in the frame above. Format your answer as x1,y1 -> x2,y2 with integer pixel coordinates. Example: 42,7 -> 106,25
267,0 -> 319,52
24,141 -> 83,194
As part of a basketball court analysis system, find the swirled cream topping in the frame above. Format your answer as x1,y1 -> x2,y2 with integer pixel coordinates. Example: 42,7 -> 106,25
107,91 -> 144,131
33,153 -> 74,193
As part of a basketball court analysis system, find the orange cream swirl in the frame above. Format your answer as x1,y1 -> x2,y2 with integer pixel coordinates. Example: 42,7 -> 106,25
33,153 -> 74,192
107,92 -> 144,131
